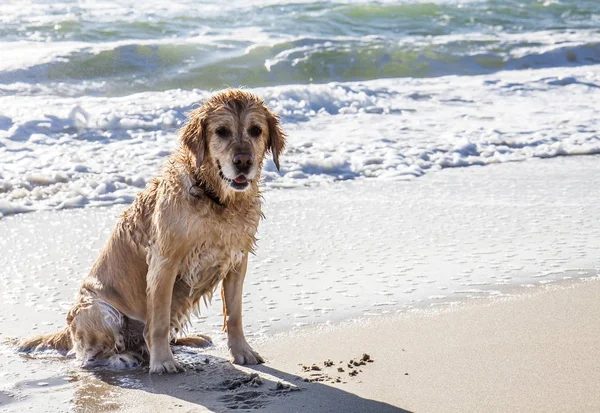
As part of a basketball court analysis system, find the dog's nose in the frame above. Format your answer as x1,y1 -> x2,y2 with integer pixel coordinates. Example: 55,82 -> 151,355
232,153 -> 253,167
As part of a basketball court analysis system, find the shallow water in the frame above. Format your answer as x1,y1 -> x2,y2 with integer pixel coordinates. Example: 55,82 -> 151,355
1,156 -> 598,345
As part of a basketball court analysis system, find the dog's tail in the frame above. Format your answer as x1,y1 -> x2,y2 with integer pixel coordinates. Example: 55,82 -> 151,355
18,328 -> 72,354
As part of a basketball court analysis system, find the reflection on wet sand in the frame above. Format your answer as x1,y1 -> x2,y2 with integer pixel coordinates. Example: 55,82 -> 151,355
5,346 -> 407,413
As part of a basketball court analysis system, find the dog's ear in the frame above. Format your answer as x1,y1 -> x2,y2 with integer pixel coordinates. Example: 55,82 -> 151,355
265,109 -> 286,171
180,109 -> 206,170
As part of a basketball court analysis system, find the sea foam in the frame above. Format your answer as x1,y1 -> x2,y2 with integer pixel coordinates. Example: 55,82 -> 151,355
1,65 -> 600,217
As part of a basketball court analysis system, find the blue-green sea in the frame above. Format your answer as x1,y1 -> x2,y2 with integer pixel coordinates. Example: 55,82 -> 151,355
0,0 -> 599,215
1,0 -> 599,96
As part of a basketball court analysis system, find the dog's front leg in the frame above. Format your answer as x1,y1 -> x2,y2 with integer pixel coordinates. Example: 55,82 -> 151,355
222,252 -> 264,365
144,252 -> 183,374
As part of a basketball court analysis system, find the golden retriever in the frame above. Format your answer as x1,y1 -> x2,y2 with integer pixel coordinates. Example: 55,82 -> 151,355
19,89 -> 285,374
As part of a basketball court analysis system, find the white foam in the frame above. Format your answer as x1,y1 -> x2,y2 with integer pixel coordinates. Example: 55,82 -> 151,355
1,65 -> 600,217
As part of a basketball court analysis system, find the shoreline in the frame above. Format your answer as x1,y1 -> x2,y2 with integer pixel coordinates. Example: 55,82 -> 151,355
250,274 -> 600,345
3,277 -> 596,412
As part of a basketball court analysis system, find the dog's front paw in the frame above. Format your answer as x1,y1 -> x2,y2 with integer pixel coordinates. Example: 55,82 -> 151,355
149,356 -> 184,374
229,340 -> 264,365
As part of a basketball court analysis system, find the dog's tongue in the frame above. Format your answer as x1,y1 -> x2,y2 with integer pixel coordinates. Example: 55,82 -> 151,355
234,175 -> 248,184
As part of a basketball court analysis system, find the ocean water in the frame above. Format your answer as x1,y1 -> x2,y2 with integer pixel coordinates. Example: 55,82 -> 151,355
1,0 -> 600,215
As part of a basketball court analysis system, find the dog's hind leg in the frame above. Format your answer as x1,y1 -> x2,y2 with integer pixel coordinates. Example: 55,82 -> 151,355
107,352 -> 143,369
68,294 -> 127,368
168,280 -> 213,349
171,335 -> 213,348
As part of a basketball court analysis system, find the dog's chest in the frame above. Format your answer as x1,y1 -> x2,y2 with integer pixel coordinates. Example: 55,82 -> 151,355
178,210 -> 258,291
180,245 -> 241,287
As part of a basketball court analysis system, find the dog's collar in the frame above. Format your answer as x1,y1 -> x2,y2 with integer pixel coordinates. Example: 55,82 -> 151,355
190,179 -> 225,207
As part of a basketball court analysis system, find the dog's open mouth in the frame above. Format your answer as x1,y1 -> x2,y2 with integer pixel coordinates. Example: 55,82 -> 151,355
218,165 -> 251,191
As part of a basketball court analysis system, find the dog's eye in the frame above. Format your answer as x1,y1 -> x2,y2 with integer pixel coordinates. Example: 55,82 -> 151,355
215,126 -> 231,138
248,125 -> 262,138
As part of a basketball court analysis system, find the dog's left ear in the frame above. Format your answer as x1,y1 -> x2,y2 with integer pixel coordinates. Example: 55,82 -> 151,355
180,108 -> 206,170
266,109 -> 286,171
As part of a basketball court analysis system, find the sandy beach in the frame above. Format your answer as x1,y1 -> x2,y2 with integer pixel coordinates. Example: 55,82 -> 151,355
3,279 -> 598,413
1,156 -> 599,412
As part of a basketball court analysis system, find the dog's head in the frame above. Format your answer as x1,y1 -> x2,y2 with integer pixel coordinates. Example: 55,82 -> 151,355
180,89 -> 285,192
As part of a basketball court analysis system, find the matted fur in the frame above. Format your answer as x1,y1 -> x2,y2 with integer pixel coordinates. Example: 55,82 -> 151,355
19,89 -> 286,373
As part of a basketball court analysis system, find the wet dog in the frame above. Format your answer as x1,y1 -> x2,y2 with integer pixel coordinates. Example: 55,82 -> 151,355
19,89 -> 285,373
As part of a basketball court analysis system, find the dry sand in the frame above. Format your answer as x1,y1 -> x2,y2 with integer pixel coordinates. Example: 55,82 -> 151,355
254,279 -> 600,413
2,278 -> 598,413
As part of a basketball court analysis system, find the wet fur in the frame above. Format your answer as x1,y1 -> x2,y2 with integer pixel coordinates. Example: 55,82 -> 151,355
19,89 -> 286,373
